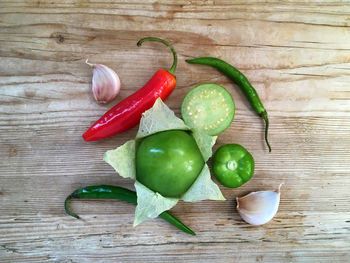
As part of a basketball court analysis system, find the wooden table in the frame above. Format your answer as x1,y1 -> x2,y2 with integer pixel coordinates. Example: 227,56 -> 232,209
1,1 -> 350,262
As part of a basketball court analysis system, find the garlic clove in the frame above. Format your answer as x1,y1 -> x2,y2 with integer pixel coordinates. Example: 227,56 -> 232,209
236,184 -> 283,225
86,59 -> 121,104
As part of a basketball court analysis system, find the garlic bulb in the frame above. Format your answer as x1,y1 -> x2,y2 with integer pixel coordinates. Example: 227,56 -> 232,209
236,184 -> 283,225
86,59 -> 121,103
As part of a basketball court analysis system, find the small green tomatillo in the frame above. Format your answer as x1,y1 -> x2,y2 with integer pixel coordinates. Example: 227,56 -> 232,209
212,144 -> 254,188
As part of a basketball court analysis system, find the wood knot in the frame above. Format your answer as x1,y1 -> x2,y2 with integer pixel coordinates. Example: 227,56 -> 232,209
9,147 -> 17,157
51,32 -> 66,44
58,34 -> 65,43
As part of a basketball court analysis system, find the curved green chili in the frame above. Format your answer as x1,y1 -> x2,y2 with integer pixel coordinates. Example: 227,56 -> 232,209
137,37 -> 177,75
65,185 -> 195,236
186,57 -> 271,152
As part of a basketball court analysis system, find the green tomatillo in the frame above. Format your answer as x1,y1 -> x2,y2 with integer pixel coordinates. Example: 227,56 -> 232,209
136,130 -> 204,197
104,98 -> 225,226
212,144 -> 254,188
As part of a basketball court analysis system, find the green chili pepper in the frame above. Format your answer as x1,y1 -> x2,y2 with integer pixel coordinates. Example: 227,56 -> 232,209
212,144 -> 255,188
64,185 -> 196,236
186,57 -> 271,152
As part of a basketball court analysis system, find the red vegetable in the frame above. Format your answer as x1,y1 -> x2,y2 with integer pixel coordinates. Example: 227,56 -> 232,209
83,37 -> 177,141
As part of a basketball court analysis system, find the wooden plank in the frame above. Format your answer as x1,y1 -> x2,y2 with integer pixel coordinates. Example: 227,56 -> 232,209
1,1 -> 350,262
0,212 -> 349,262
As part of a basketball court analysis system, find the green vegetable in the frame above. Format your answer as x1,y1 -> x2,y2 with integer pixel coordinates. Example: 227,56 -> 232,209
104,98 -> 225,226
186,57 -> 271,152
64,185 -> 196,235
136,130 -> 204,197
181,83 -> 235,136
212,144 -> 254,188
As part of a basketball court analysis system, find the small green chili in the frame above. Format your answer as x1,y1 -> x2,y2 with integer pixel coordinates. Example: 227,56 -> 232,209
186,57 -> 271,152
65,185 -> 196,236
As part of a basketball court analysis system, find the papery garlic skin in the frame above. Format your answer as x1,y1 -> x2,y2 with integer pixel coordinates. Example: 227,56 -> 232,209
236,184 -> 282,225
86,60 -> 121,104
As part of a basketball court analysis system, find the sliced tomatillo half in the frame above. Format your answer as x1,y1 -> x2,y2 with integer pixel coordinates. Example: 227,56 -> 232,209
181,83 -> 235,136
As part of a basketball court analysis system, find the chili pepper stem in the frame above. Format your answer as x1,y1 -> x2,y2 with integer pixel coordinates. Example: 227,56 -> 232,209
137,37 -> 177,75
261,111 -> 271,152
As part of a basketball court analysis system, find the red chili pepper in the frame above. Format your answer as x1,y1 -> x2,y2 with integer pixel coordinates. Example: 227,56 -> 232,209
83,37 -> 177,141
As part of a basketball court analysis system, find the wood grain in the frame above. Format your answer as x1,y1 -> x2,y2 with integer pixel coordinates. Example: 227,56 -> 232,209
1,1 -> 350,262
